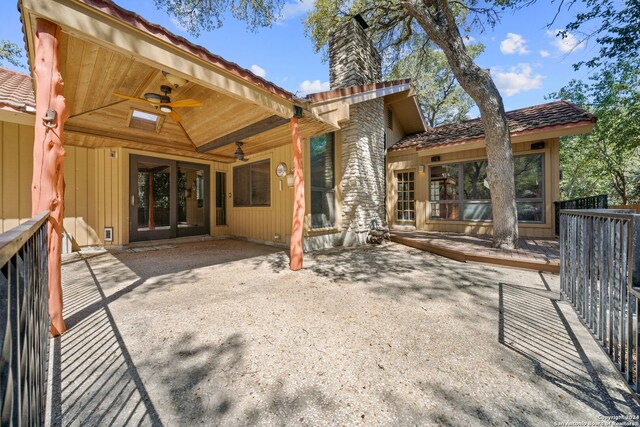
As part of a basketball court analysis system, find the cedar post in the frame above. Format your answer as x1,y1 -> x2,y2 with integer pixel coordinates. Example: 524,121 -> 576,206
290,118 -> 304,270
32,19 -> 67,336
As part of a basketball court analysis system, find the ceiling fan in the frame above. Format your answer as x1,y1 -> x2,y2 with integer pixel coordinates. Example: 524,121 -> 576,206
235,142 -> 249,161
114,84 -> 202,122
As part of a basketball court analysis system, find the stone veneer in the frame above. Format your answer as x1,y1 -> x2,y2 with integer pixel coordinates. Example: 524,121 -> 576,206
328,17 -> 381,89
304,16 -> 386,250
338,98 -> 386,246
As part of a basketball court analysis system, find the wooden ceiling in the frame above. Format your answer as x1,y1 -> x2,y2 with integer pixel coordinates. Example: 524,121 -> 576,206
59,33 -> 332,163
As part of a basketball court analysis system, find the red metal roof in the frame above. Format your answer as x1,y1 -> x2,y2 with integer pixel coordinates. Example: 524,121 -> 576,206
389,101 -> 596,152
70,0 -> 295,102
0,67 -> 35,110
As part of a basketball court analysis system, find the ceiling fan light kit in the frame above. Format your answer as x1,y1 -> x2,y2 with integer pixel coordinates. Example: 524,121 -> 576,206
143,92 -> 163,104
235,141 -> 246,161
162,71 -> 188,88
159,105 -> 172,113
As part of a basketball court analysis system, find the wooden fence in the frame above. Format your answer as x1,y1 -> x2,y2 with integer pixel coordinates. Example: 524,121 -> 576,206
611,204 -> 640,214
559,209 -> 640,394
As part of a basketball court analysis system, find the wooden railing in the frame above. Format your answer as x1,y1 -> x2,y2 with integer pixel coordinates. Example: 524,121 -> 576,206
0,212 -> 50,425
554,195 -> 608,235
559,209 -> 640,393
611,204 -> 640,214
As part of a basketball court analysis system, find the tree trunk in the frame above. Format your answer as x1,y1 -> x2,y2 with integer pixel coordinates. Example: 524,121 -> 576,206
403,0 -> 519,249
32,19 -> 68,336
290,117 -> 305,270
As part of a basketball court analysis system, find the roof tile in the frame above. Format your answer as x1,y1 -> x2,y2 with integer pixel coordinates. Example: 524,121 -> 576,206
389,101 -> 596,152
0,67 -> 35,110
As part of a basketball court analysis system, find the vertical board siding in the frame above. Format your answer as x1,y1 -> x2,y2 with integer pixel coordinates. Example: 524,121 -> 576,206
226,144 -> 294,244
1,121 -> 34,232
2,121 -> 21,232
0,120 -> 108,246
2,120 -> 296,247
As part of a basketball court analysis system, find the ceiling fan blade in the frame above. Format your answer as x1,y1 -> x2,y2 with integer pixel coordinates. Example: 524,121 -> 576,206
113,93 -> 148,103
166,99 -> 203,108
170,110 -> 182,122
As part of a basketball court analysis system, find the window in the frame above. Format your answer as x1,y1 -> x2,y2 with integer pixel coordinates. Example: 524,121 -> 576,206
233,159 -> 270,207
429,164 -> 459,220
310,133 -> 335,228
396,171 -> 415,222
129,109 -> 161,132
429,154 -> 544,223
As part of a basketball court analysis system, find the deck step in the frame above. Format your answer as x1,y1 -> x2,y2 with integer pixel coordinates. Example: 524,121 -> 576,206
391,235 -> 560,274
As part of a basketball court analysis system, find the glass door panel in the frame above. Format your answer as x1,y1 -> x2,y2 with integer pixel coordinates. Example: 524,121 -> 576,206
177,162 -> 210,237
130,156 -> 175,241
130,155 -> 210,242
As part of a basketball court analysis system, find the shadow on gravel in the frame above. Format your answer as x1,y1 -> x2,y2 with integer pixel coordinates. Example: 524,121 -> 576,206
498,280 -> 640,417
50,255 -> 163,427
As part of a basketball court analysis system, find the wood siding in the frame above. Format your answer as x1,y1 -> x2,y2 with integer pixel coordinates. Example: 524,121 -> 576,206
0,121 -> 33,233
226,144 -> 294,245
387,139 -> 561,238
0,119 -> 116,246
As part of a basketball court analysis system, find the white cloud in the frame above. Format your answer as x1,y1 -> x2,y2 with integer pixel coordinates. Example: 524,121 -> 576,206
547,29 -> 584,53
280,0 -> 314,20
298,80 -> 330,95
250,64 -> 266,78
500,33 -> 530,55
493,63 -> 544,96
463,35 -> 476,46
539,50 -> 551,58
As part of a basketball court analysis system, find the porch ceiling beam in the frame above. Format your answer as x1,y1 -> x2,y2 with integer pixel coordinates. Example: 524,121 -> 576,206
196,115 -> 289,153
20,0 -> 294,119
65,125 -> 235,163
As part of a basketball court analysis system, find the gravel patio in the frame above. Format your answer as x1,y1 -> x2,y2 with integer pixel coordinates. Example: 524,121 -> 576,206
48,239 -> 640,426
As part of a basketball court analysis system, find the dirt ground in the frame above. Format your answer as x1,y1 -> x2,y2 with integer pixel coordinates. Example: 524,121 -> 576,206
49,239 -> 640,426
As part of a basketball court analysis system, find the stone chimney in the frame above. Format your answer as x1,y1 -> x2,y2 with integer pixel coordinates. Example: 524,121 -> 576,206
328,15 -> 381,89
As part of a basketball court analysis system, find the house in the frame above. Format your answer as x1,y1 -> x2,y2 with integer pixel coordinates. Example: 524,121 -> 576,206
1,0 -> 423,265
1,0 -> 594,260
386,101 -> 596,238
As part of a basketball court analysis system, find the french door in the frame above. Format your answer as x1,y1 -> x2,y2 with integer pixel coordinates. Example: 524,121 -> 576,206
130,155 -> 210,242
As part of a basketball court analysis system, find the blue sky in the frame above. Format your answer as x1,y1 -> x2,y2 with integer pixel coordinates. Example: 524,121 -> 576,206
1,0 -> 599,117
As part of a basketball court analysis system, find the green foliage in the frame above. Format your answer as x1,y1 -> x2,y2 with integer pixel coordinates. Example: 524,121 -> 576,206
0,40 -> 24,68
306,1 -> 498,128
548,61 -> 640,204
387,39 -> 484,127
565,0 -> 640,70
152,0 -> 286,36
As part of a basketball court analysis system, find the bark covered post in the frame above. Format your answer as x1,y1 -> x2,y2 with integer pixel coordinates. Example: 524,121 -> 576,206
290,117 -> 305,270
32,19 -> 68,336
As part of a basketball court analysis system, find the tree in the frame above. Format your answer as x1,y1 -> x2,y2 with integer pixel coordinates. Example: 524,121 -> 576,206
548,61 -> 640,204
558,0 -> 639,70
386,38 -> 484,127
155,0 -> 521,248
308,0 -> 519,248
0,40 -> 23,67
152,0 -> 285,36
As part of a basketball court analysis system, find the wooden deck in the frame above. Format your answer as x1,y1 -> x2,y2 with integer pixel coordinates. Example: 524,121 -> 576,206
390,230 -> 560,273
